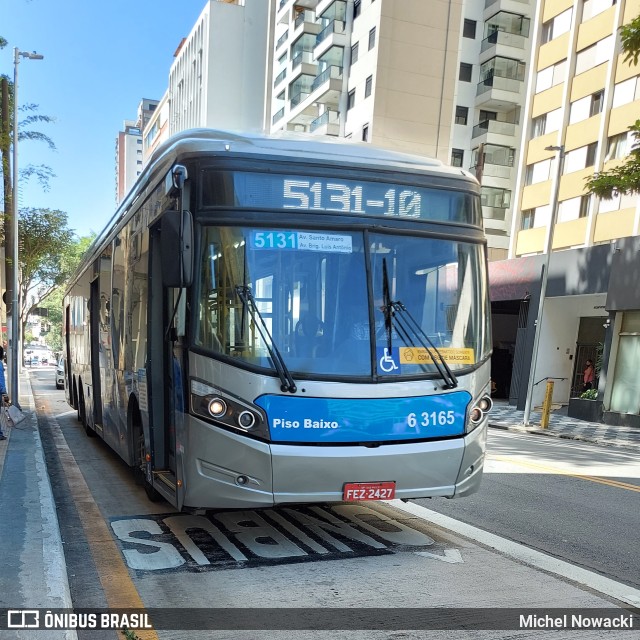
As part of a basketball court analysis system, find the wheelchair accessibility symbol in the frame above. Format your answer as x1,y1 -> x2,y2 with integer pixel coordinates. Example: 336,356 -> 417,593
377,347 -> 400,374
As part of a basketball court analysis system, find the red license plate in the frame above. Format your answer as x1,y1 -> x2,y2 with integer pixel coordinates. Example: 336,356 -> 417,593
343,481 -> 396,501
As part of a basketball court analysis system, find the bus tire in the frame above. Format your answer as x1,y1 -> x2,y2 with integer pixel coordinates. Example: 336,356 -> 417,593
79,390 -> 94,437
133,417 -> 162,503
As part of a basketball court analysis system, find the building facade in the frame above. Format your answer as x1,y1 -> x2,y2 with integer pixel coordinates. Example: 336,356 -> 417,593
269,0 -> 536,259
491,0 -> 640,426
115,99 -> 159,204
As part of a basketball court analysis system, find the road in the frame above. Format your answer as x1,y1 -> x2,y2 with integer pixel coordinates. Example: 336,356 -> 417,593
421,429 -> 640,590
28,367 -> 640,638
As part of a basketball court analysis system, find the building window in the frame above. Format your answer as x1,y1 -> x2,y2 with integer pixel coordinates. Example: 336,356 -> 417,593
589,90 -> 604,117
579,194 -> 591,218
362,124 -> 369,142
368,27 -> 376,50
606,132 -> 630,160
455,105 -> 469,125
351,42 -> 359,65
531,114 -> 546,137
354,0 -> 361,19
365,75 -> 373,98
585,142 -> 597,167
463,19 -> 477,39
459,62 -> 473,82
521,209 -> 535,230
451,149 -> 464,167
347,89 -> 355,110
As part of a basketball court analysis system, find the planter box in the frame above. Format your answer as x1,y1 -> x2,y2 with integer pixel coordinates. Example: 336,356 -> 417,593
567,397 -> 603,423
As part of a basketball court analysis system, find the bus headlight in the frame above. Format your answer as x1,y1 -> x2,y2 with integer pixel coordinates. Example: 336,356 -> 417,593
478,396 -> 493,413
469,407 -> 484,424
208,398 -> 227,418
190,379 -> 268,439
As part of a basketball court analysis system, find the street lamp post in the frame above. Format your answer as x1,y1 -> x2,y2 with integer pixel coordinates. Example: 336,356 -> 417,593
523,145 -> 565,427
9,48 -> 44,408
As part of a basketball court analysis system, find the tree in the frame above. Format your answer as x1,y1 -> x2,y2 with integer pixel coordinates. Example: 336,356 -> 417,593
586,14 -> 640,198
32,234 -> 95,353
18,207 -> 76,338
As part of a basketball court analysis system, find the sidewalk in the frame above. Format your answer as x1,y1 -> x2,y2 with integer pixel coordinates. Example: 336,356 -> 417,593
0,369 -> 76,639
489,400 -> 640,450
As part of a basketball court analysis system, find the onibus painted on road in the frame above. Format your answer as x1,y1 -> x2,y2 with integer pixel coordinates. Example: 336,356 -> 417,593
63,129 -> 492,510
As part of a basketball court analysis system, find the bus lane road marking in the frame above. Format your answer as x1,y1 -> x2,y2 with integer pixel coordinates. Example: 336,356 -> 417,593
489,454 -> 640,492
389,499 -> 640,608
45,412 -> 159,640
110,501 -> 464,572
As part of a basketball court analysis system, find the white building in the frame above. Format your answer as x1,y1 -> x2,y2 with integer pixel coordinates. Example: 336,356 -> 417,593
167,0 -> 272,136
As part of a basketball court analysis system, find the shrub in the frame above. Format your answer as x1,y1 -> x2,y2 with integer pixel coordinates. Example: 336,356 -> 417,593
580,388 -> 598,400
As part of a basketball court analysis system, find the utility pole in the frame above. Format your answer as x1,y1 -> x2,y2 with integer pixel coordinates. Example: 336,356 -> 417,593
1,77 -> 14,379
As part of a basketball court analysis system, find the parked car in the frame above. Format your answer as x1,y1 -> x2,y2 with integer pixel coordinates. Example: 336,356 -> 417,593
55,356 -> 65,390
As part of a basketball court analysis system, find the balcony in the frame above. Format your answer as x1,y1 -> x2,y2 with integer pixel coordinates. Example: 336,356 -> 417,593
481,206 -> 507,221
310,110 -> 340,136
475,74 -> 523,108
274,68 -> 288,88
276,29 -> 289,51
471,118 -> 517,141
480,30 -> 526,55
291,50 -> 318,83
314,19 -> 347,59
309,65 -> 343,106
470,162 -> 514,181
290,90 -> 311,108
293,10 -> 321,37
272,107 -> 285,125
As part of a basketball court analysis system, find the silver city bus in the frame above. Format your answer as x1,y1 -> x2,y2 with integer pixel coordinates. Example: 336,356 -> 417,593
63,129 -> 492,510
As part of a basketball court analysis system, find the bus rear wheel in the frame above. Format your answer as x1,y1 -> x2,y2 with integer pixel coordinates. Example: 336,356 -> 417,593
135,430 -> 162,502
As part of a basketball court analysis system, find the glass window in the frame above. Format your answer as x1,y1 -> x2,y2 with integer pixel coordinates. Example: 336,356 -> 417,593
610,312 -> 640,414
351,42 -> 359,65
354,0 -> 361,19
521,209 -> 535,230
347,89 -> 355,110
362,124 -> 369,142
459,62 -> 473,82
365,75 -> 373,98
605,132 -> 631,161
575,35 -> 613,75
455,105 -> 469,125
589,90 -> 604,117
531,114 -> 546,137
194,227 -> 490,379
368,27 -> 376,50
451,149 -> 464,167
463,19 -> 477,39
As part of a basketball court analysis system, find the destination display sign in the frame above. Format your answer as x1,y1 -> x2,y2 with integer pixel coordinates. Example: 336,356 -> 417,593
201,171 -> 480,225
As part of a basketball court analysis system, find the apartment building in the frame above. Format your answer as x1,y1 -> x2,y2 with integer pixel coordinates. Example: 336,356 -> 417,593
115,99 -> 158,204
490,0 -> 640,426
269,0 -> 535,260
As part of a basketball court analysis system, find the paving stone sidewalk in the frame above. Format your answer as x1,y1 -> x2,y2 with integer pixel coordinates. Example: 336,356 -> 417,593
488,401 -> 640,450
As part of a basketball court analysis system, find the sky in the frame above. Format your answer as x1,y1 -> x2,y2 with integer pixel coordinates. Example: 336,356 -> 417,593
2,0 -> 209,238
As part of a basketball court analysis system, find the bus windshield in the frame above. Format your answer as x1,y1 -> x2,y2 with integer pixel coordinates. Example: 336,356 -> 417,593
194,226 -> 490,379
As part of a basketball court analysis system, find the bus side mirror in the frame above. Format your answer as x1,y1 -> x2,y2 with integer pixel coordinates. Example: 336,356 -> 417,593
161,210 -> 193,288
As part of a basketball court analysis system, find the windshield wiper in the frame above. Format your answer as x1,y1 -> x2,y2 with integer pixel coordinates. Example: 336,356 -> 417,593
235,285 -> 297,393
391,301 -> 458,389
380,258 -> 457,389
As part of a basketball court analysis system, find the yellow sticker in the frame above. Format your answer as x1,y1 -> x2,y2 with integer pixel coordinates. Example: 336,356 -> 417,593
399,347 -> 475,365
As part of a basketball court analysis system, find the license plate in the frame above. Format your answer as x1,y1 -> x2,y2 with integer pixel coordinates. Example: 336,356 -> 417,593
343,481 -> 396,501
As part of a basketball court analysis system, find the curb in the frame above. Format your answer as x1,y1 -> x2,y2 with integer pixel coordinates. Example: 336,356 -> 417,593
488,421 -> 639,452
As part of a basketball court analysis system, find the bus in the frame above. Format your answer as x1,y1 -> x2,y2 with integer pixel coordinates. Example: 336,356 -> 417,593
63,128 -> 492,511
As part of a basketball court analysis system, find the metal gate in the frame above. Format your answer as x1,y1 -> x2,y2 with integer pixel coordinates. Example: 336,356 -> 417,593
509,298 -> 530,404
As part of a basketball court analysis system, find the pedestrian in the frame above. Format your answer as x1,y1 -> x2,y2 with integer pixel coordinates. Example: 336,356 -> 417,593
0,346 -> 7,440
582,358 -> 595,393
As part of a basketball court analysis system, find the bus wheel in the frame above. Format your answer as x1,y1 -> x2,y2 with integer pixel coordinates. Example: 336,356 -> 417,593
80,392 -> 94,437
135,430 -> 162,502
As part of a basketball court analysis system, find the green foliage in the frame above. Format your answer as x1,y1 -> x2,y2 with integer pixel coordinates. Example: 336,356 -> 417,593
586,15 -> 640,198
620,14 -> 640,65
580,388 -> 598,400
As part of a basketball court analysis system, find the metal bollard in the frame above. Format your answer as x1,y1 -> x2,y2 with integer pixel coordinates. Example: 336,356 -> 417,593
540,380 -> 554,429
